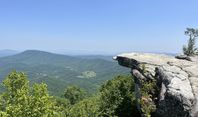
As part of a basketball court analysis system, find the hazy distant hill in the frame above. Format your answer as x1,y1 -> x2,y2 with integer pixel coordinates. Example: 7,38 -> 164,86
76,55 -> 114,61
0,50 -> 129,95
0,50 -> 19,57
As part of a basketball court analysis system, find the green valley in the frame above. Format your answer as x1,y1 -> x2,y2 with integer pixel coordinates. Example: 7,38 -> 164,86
0,50 -> 129,96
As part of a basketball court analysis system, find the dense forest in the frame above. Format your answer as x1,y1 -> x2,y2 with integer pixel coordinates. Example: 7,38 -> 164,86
0,50 -> 159,117
0,71 -> 140,117
0,50 -> 129,95
0,49 -> 138,117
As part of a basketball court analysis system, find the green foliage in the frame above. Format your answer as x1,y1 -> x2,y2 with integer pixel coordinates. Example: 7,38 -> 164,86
140,80 -> 157,117
140,64 -> 146,73
99,75 -> 139,117
183,38 -> 197,56
0,71 -> 140,117
57,75 -> 140,117
28,83 -> 58,117
64,85 -> 87,105
183,28 -> 198,56
67,96 -> 101,117
0,50 -> 129,96
0,71 -> 59,117
54,96 -> 70,110
0,71 -> 29,117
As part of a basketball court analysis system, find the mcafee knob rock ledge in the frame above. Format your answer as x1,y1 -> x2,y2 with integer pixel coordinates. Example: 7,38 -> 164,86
114,53 -> 198,117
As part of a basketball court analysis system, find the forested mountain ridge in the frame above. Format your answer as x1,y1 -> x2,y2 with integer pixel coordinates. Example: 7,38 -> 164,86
0,50 -> 129,95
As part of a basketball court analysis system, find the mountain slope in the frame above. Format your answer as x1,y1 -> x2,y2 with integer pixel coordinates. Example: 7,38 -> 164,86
0,50 -> 129,95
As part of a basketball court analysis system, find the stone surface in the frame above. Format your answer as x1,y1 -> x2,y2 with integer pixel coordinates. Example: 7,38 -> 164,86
114,52 -> 198,117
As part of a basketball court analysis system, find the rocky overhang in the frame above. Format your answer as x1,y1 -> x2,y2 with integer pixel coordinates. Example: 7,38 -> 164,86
114,53 -> 198,117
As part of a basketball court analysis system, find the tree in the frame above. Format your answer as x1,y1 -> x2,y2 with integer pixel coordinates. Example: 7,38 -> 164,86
68,96 -> 101,117
0,71 -> 29,117
28,83 -> 58,117
0,71 -> 59,117
183,28 -> 198,56
64,85 -> 87,105
99,75 -> 139,117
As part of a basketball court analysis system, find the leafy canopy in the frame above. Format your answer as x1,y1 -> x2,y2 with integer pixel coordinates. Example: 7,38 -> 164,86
0,71 -> 142,117
64,85 -> 87,105
0,71 -> 59,117
99,75 -> 139,117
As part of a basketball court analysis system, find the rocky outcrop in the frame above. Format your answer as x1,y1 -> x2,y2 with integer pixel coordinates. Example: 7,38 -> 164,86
113,53 -> 198,117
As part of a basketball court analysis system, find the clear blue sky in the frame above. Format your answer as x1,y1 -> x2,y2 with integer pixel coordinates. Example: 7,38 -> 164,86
0,0 -> 198,54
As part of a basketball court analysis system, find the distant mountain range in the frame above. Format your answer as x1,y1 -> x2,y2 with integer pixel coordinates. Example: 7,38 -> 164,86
0,50 -> 19,57
0,50 -> 129,96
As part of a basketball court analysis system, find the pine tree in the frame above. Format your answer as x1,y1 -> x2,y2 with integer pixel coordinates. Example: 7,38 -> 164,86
183,28 -> 198,56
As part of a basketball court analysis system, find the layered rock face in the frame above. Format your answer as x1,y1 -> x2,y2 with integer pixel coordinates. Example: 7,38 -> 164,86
114,53 -> 198,117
